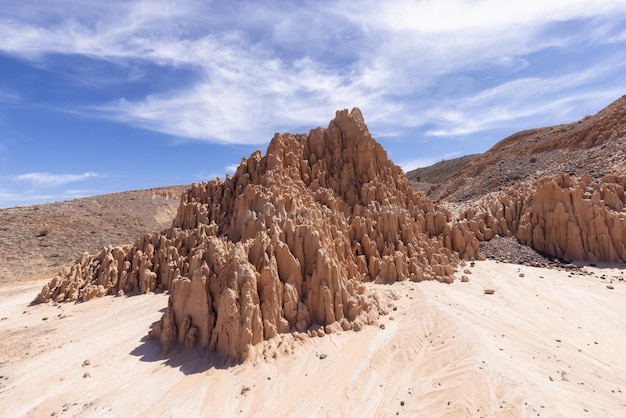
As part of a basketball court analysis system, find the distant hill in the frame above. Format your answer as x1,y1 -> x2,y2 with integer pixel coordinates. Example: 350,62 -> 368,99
430,95 -> 626,202
427,95 -> 626,265
0,186 -> 186,281
406,154 -> 479,193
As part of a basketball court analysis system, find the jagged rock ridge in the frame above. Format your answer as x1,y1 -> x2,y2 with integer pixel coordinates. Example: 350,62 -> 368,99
36,108 -> 479,361
458,173 -> 626,263
439,95 -> 626,263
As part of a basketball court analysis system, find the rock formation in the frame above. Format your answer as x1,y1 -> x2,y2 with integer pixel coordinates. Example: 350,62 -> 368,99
439,95 -> 626,264
32,93 -> 626,362
36,108 -> 479,361
459,173 -> 626,263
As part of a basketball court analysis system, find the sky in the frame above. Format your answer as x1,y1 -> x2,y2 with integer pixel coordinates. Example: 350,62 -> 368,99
1,1 -> 626,208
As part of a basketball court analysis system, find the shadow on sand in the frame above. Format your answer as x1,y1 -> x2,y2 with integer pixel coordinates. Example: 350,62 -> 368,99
130,335 -> 237,375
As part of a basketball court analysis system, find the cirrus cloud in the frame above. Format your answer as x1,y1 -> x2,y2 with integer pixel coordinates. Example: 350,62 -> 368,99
13,172 -> 101,187
1,0 -> 626,146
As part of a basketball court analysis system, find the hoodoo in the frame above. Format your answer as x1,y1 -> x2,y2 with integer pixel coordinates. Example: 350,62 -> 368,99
36,108 -> 479,360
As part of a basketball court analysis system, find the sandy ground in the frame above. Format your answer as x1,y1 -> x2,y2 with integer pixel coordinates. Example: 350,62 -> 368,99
1,260 -> 625,417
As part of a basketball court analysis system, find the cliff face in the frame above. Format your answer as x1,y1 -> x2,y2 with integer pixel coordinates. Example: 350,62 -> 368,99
37,108 -> 479,360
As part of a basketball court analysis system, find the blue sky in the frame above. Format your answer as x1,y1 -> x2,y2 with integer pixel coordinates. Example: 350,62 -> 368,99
1,0 -> 626,208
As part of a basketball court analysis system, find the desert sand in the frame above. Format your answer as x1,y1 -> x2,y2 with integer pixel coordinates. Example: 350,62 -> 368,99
1,260 -> 624,417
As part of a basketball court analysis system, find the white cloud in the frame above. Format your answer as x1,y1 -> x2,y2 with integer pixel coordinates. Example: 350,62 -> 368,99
96,57 -> 385,144
13,172 -> 100,187
192,171 -> 221,182
422,61 -> 626,138
398,157 -> 441,172
0,87 -> 19,103
1,0 -> 626,145
443,152 -> 462,159
0,189 -> 55,208
0,172 -> 103,207
225,164 -> 239,174
345,0 -> 626,33
62,189 -> 103,199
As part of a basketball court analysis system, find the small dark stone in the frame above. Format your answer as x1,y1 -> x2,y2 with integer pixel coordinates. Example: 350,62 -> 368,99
319,353 -> 327,360
400,401 -> 405,406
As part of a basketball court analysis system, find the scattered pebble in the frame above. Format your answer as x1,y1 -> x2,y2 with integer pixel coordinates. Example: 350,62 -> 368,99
319,353 -> 327,360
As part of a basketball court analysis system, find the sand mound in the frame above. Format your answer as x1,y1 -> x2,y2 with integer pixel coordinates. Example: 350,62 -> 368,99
36,108 -> 479,360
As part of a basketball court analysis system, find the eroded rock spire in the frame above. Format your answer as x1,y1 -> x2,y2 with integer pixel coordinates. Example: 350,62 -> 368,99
36,108 -> 479,360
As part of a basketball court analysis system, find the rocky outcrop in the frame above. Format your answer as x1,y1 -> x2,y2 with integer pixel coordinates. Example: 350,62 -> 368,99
517,174 -> 626,262
423,94 -> 626,264
36,108 -> 479,361
459,174 -> 626,263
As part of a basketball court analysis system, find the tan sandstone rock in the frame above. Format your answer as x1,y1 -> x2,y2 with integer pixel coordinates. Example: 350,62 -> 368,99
458,174 -> 626,263
36,108 -> 479,361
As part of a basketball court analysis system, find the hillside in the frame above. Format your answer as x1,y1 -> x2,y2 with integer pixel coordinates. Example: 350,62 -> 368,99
0,186 -> 186,281
406,154 -> 479,193
430,95 -> 626,202
431,95 -> 626,264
